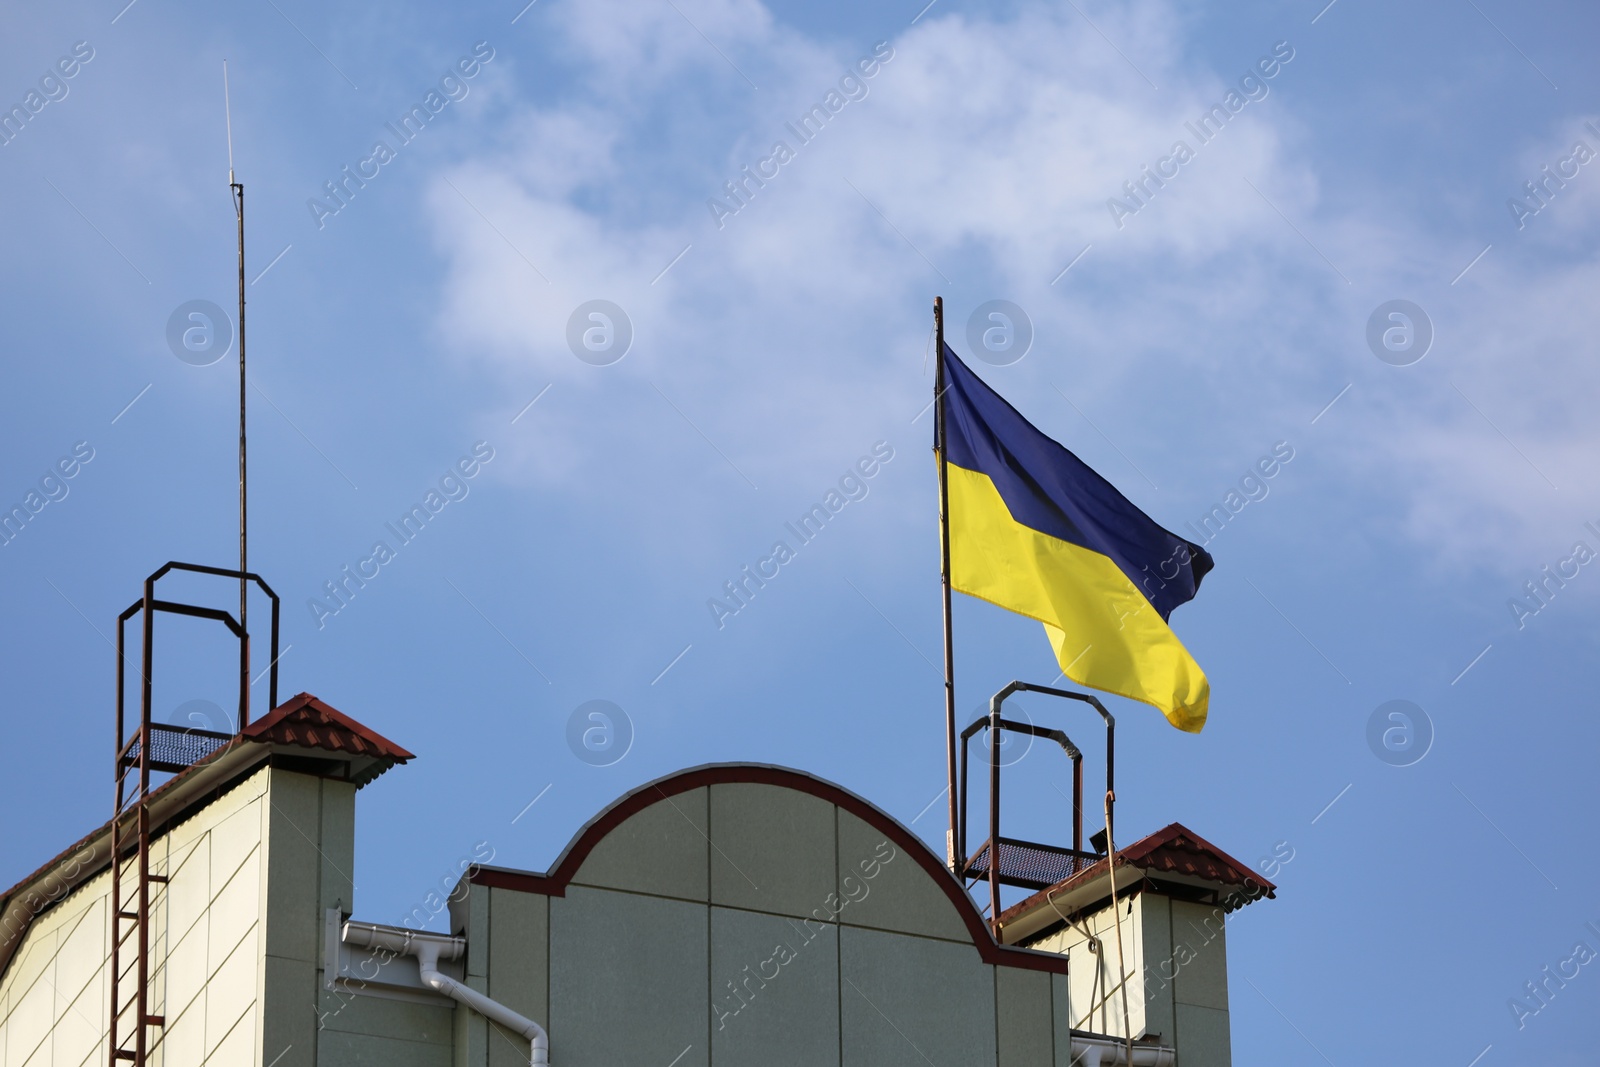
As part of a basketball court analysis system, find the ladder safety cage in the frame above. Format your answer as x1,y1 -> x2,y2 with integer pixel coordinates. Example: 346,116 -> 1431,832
108,561 -> 279,1066
957,681 -> 1115,937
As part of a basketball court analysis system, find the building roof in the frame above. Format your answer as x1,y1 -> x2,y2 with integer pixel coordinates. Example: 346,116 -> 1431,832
995,821 -> 1277,946
0,693 -> 410,982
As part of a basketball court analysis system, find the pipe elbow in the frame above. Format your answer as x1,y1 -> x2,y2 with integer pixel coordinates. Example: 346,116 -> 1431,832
406,940 -> 550,1065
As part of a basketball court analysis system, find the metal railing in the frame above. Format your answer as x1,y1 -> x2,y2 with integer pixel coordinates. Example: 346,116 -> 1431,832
958,681 -> 1116,935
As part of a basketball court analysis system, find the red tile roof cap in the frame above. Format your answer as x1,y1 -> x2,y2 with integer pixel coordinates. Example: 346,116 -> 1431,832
1115,821 -> 1275,893
243,692 -> 415,761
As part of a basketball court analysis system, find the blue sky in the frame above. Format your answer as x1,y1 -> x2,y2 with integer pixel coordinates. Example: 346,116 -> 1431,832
4,0 -> 1599,1059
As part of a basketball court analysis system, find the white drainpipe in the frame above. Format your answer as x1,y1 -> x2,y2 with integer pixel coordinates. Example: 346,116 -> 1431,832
1070,1034 -> 1176,1067
342,920 -> 550,1066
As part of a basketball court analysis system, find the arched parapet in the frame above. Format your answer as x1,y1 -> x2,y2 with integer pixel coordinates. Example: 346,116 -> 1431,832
458,764 -> 1074,1067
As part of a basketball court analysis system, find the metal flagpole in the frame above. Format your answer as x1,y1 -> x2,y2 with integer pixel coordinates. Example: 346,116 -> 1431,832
226,61 -> 249,730
934,296 -> 960,875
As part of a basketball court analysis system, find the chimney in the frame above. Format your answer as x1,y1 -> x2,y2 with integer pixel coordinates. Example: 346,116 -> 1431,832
995,823 -> 1276,1066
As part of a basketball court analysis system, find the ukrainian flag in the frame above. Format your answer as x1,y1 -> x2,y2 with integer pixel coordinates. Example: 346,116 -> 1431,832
940,343 -> 1214,732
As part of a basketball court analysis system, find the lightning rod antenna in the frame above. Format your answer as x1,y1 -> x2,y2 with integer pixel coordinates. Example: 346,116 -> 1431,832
223,60 -> 235,183
225,60 -> 249,729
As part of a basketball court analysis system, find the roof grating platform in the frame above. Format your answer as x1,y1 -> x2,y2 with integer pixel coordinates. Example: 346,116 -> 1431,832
966,837 -> 1102,890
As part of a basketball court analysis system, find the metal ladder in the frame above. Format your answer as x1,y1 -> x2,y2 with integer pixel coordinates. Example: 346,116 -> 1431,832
108,562 -> 279,1066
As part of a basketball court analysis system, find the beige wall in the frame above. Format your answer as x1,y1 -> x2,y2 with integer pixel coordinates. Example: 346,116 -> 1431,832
1029,889 -> 1232,1065
1032,891 -> 1153,1038
0,867 -> 113,1067
0,764 -> 396,1067
0,765 -> 272,1067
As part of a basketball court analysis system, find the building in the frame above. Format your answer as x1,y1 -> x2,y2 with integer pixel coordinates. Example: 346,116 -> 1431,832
0,552 -> 1273,1067
0,682 -> 1274,1067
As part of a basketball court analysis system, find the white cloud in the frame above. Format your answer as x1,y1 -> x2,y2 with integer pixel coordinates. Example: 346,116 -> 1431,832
422,0 -> 1600,574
